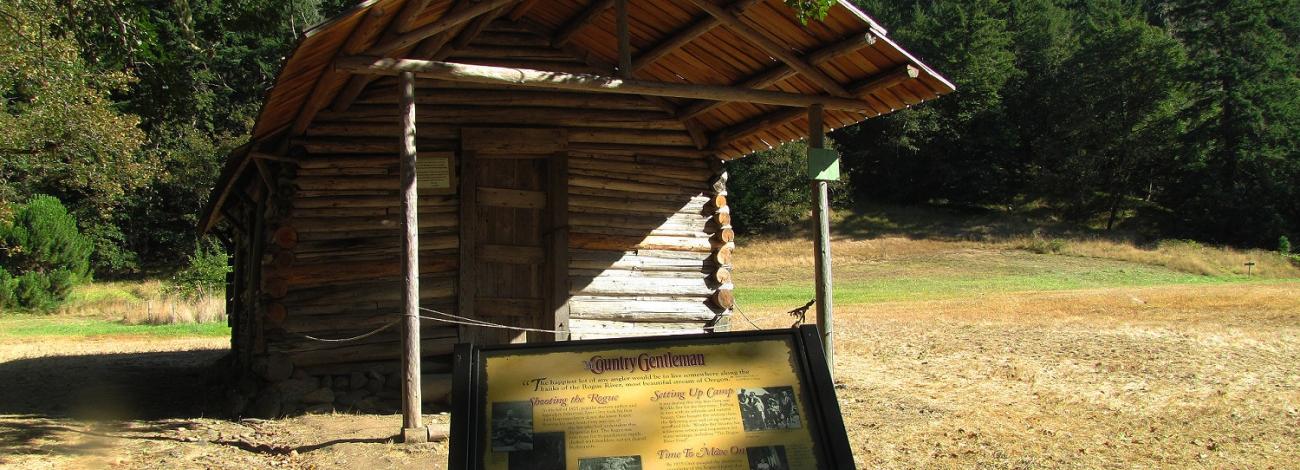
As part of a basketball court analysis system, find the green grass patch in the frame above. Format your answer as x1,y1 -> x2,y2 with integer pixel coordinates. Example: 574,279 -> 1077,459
735,251 -> 1265,309
0,315 -> 229,339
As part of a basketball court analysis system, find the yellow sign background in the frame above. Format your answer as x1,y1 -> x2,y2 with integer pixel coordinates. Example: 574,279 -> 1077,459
480,338 -> 822,469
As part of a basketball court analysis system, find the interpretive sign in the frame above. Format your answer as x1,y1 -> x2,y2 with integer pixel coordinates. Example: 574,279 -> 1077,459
450,326 -> 853,469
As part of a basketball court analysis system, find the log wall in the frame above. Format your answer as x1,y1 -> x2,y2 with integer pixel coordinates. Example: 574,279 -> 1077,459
225,21 -> 733,417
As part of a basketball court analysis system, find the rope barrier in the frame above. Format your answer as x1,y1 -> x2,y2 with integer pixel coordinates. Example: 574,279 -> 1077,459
291,300 -> 812,344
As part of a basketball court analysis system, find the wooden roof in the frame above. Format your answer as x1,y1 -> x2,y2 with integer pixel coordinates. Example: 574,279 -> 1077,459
248,0 -> 952,158
201,0 -> 953,234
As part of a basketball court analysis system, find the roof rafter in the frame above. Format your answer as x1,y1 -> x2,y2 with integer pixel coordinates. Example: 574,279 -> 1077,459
552,0 -> 616,48
368,0 -> 519,56
710,64 -> 919,150
684,0 -> 850,98
678,32 -> 876,121
630,0 -> 764,73
330,0 -> 438,112
288,4 -> 395,137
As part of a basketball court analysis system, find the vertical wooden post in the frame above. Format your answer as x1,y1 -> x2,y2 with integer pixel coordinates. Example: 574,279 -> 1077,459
809,104 -> 834,379
545,149 -> 571,341
398,71 -> 427,443
615,0 -> 632,78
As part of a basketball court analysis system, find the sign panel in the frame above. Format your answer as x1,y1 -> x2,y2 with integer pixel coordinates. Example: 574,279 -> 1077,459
416,152 -> 455,193
807,148 -> 840,181
450,326 -> 853,470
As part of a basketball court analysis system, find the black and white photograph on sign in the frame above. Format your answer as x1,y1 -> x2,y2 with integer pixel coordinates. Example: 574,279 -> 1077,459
746,445 -> 790,470
508,432 -> 564,470
577,455 -> 643,470
738,386 -> 803,431
491,401 -> 534,452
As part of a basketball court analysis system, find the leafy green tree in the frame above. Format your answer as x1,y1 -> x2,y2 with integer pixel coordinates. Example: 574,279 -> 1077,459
0,0 -> 155,271
167,238 -> 231,299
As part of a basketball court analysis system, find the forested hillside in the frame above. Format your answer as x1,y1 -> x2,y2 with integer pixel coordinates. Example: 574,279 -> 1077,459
2,0 -> 1298,285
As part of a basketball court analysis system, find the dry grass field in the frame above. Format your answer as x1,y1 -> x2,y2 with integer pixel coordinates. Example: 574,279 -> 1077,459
1,235 -> 1297,469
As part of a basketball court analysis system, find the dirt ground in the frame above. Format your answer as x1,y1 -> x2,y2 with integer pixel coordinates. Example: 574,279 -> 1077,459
1,282 -> 1297,469
0,336 -> 450,469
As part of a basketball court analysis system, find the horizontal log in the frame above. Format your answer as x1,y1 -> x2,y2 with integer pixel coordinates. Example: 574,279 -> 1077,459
296,359 -> 451,378
280,303 -> 458,334
287,336 -> 459,367
273,226 -> 298,250
569,268 -> 708,279
294,138 -> 458,154
296,166 -> 391,177
568,319 -> 712,340
571,276 -> 714,296
569,174 -> 704,196
568,212 -> 708,231
287,216 -> 456,233
570,194 -> 708,215
568,225 -> 709,238
569,232 -> 712,251
567,157 -> 710,182
566,170 -> 709,194
316,105 -> 684,131
282,276 -> 456,306
360,88 -> 665,111
711,289 -> 735,309
270,329 -> 459,355
713,267 -> 732,285
278,256 -> 458,288
714,245 -> 734,266
334,58 -> 878,112
293,195 -> 456,209
294,131 -> 702,154
423,373 -> 452,404
293,234 -> 455,255
291,204 -> 455,219
569,249 -> 714,271
569,298 -> 721,322
567,186 -> 703,204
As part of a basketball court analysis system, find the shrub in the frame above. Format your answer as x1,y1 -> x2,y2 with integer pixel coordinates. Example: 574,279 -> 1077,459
166,238 -> 231,299
15,272 -> 53,309
1280,235 -> 1292,254
0,195 -> 93,309
728,140 -> 852,234
0,270 -> 17,309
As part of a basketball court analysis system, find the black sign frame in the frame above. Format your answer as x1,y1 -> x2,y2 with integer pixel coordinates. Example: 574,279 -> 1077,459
448,325 -> 854,469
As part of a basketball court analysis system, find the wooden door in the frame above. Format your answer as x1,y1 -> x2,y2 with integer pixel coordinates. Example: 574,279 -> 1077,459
459,129 -> 569,345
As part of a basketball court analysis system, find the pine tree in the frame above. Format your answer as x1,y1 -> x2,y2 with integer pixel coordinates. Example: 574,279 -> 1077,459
1160,0 -> 1300,246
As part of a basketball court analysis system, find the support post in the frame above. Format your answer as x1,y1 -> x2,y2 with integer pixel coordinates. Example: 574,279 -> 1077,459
615,0 -> 631,78
808,104 -> 834,380
398,71 -> 427,443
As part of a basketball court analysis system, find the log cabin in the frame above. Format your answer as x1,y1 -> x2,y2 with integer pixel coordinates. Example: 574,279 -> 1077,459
198,0 -> 953,421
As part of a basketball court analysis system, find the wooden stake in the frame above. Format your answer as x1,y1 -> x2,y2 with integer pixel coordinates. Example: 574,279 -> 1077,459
808,104 -> 833,380
398,71 -> 426,443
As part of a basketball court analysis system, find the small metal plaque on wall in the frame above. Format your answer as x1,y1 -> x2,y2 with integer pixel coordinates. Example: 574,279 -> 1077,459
416,152 -> 456,194
807,148 -> 841,181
